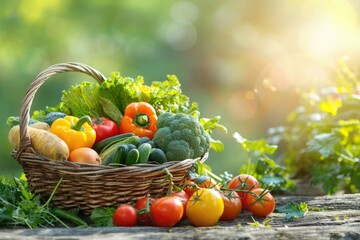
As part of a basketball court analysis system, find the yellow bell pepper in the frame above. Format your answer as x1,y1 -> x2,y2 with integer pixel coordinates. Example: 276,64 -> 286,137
50,115 -> 96,153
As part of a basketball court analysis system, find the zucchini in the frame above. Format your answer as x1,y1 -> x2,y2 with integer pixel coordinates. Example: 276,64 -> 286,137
149,148 -> 167,164
43,112 -> 68,125
93,133 -> 135,153
125,148 -> 139,166
137,143 -> 152,164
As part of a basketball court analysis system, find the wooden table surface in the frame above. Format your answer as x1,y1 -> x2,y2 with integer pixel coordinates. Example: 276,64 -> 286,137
2,193 -> 360,240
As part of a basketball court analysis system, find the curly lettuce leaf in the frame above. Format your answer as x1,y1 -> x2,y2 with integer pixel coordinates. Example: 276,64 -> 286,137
99,72 -> 144,115
148,74 -> 191,114
60,82 -> 105,118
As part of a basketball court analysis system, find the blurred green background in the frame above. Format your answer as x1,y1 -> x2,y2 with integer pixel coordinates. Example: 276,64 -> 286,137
1,0 -> 360,178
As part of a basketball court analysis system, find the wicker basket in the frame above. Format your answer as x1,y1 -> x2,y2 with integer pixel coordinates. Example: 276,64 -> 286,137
12,62 -> 207,214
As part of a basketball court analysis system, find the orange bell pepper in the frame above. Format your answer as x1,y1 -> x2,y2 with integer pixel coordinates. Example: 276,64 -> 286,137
50,115 -> 96,153
119,102 -> 158,139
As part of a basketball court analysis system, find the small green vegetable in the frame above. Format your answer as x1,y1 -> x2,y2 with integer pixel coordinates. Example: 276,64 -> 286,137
149,148 -> 167,164
153,112 -> 211,161
125,148 -> 139,165
43,112 -> 67,125
6,116 -> 39,127
51,208 -> 88,227
137,143 -> 152,163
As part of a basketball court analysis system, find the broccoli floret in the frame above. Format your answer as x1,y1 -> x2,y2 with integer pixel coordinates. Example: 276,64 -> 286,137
153,112 -> 211,161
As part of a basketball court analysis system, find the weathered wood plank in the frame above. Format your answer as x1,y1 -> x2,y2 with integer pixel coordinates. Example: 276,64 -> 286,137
1,193 -> 359,240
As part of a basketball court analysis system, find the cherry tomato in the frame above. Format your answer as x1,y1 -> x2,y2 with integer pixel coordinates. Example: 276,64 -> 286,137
171,190 -> 190,218
228,174 -> 259,209
220,190 -> 242,221
182,179 -> 198,196
186,188 -> 224,227
113,204 -> 137,226
246,188 -> 275,217
195,175 -> 220,189
150,196 -> 183,227
134,196 -> 155,226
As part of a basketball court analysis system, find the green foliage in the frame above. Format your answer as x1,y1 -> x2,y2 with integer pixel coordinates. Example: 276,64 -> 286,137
61,81 -> 105,118
0,175 -> 65,228
90,207 -> 115,227
277,202 -> 308,222
268,61 -> 360,194
233,132 -> 295,192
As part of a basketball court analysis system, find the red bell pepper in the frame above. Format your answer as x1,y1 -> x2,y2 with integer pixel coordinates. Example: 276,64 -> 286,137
91,117 -> 120,144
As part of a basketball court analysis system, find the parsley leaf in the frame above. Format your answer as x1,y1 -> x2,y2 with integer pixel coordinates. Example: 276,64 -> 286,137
90,207 -> 116,227
277,202 -> 308,222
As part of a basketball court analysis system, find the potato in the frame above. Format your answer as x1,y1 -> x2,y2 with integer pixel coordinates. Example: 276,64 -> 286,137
8,125 -> 69,161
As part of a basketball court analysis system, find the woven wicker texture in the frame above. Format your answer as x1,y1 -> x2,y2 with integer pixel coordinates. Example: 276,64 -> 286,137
13,62 -> 206,214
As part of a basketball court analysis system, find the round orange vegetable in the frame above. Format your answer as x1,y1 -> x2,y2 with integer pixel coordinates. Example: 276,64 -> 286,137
119,102 -> 158,139
68,147 -> 101,165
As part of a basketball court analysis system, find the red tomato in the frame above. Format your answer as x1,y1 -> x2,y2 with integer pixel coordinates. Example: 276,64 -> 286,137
91,117 -> 119,144
220,190 -> 242,221
171,190 -> 190,218
182,179 -> 198,196
246,188 -> 275,217
186,189 -> 224,227
150,196 -> 183,227
113,204 -> 137,226
134,196 -> 155,226
228,174 -> 259,209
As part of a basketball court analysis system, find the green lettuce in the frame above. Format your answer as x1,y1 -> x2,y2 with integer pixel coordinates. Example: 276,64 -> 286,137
60,82 -> 105,118
99,72 -> 145,115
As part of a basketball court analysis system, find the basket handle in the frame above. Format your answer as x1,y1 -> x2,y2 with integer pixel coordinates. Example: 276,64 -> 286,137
16,62 -> 107,158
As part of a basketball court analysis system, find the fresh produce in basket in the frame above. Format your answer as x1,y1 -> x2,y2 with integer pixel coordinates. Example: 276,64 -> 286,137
91,116 -> 119,144
50,115 -> 96,152
8,125 -> 69,161
68,147 -> 101,165
153,112 -> 211,161
6,63 -> 228,220
119,102 -> 158,139
43,112 -> 68,125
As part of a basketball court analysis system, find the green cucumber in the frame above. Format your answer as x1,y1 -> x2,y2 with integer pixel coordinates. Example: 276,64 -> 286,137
101,152 -> 115,166
137,143 -> 152,164
148,148 -> 167,164
43,112 -> 68,125
146,140 -> 156,148
113,144 -> 129,165
6,116 -> 39,127
125,148 -> 139,166
137,137 -> 150,146
93,133 -> 135,153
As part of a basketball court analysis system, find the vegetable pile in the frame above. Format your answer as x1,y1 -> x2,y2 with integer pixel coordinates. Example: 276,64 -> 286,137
8,72 -> 225,166
4,70 -> 286,229
89,172 -> 276,228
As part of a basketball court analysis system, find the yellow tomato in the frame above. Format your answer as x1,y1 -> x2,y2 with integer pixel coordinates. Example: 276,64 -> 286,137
186,188 -> 224,227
